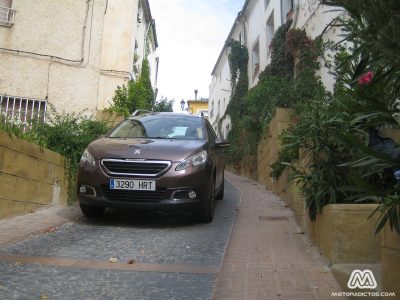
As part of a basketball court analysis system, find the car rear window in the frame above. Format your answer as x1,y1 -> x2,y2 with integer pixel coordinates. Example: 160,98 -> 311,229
108,115 -> 205,140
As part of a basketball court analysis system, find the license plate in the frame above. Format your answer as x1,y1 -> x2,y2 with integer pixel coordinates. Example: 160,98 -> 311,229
110,179 -> 156,191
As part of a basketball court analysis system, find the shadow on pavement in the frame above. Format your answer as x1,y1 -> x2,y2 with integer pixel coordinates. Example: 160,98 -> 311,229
75,202 -> 223,229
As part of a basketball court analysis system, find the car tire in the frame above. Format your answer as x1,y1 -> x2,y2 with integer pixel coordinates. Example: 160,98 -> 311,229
197,179 -> 215,223
216,177 -> 224,200
79,203 -> 105,218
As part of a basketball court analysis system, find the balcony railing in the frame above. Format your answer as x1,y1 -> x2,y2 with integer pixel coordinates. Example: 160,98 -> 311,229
0,6 -> 15,27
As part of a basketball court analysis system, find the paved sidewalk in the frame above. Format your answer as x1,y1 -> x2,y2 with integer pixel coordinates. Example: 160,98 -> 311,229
0,204 -> 81,247
212,172 -> 346,300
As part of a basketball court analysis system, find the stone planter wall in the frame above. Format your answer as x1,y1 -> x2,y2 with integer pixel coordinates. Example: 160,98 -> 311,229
382,226 -> 400,296
257,108 -> 292,189
254,108 -> 400,293
317,204 -> 381,265
0,130 -> 67,219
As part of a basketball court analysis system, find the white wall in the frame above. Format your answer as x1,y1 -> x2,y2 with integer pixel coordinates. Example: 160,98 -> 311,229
209,0 -> 292,134
0,0 -> 158,115
209,22 -> 242,136
209,0 -> 345,137
0,0 -> 106,115
294,0 -> 344,92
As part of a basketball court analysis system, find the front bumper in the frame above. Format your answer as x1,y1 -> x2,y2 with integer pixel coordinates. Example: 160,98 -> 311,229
77,159 -> 212,210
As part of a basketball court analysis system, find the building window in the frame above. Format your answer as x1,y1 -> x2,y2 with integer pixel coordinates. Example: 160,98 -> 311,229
0,95 -> 47,130
252,40 -> 260,79
225,124 -> 230,139
0,0 -> 15,27
266,14 -> 275,54
281,0 -> 294,23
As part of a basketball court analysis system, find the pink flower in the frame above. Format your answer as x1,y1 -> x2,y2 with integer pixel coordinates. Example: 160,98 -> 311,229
358,71 -> 374,85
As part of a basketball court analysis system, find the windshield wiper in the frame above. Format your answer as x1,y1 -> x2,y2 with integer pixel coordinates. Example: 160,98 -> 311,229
149,136 -> 171,139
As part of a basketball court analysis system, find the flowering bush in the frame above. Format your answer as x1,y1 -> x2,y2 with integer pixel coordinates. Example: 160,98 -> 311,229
358,71 -> 374,85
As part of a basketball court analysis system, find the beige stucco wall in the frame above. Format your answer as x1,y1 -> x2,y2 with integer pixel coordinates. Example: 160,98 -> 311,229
0,0 -> 106,115
97,0 -> 139,109
0,130 -> 67,219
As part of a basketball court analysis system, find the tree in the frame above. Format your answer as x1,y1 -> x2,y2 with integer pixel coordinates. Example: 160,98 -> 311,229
153,97 -> 174,112
109,59 -> 155,114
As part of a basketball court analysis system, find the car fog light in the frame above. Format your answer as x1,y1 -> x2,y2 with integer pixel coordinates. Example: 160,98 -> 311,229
79,186 -> 87,194
189,191 -> 197,199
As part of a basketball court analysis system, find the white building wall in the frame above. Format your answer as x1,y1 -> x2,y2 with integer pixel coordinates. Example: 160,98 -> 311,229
96,0 -> 158,109
245,0 -> 287,88
97,0 -> 139,110
294,0 -> 344,92
0,0 -> 158,115
209,25 -> 241,137
209,0 -> 292,133
209,0 -> 345,135
0,0 -> 106,115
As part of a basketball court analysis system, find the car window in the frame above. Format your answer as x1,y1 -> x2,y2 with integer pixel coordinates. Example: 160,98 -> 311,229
108,120 -> 146,138
108,115 -> 205,140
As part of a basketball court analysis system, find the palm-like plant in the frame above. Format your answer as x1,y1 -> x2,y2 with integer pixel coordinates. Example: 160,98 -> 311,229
321,0 -> 400,233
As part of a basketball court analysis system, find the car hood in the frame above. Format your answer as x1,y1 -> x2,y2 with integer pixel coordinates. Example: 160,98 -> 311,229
87,138 -> 207,162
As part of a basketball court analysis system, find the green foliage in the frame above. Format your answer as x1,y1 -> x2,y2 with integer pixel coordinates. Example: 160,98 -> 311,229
260,21 -> 293,80
153,97 -> 174,112
110,84 -> 130,115
273,1 -> 400,233
0,104 -> 109,203
223,40 -> 250,163
228,39 -> 249,89
320,0 -> 400,233
226,22 -> 324,168
109,58 -> 155,114
270,131 -> 299,180
322,0 -> 400,99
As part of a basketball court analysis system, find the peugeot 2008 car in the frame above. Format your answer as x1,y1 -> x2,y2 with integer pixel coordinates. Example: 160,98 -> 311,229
77,112 -> 229,222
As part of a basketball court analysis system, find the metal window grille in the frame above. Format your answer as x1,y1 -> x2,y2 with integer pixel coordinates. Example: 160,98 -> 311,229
0,95 -> 47,130
0,6 -> 15,27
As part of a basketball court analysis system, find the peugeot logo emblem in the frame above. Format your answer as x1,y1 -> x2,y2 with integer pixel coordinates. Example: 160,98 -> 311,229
129,145 -> 141,155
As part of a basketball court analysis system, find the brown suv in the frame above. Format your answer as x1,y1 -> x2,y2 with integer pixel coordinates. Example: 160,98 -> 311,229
77,112 -> 229,222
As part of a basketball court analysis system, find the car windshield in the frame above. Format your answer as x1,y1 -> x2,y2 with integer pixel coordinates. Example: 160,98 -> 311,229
108,114 -> 205,140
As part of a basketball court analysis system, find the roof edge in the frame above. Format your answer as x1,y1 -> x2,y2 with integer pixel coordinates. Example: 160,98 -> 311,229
211,0 -> 250,76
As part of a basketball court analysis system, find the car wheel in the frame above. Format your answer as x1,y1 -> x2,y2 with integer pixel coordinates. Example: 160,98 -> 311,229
216,177 -> 224,200
197,179 -> 215,223
79,203 -> 105,218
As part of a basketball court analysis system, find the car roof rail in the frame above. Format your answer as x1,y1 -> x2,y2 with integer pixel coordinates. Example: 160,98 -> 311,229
131,109 -> 152,117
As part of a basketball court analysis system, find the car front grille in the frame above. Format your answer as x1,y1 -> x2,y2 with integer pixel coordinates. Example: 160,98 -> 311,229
101,159 -> 171,177
101,186 -> 168,203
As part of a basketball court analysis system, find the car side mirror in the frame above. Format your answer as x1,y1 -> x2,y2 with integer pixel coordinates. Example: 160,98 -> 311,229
214,138 -> 230,149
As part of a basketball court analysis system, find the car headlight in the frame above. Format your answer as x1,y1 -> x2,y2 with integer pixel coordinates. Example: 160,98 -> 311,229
81,149 -> 96,167
176,150 -> 207,171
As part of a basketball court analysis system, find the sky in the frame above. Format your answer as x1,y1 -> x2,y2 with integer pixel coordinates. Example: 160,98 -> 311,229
150,0 -> 244,111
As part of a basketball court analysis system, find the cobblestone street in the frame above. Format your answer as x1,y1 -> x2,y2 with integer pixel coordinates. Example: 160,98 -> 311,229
0,181 -> 240,299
